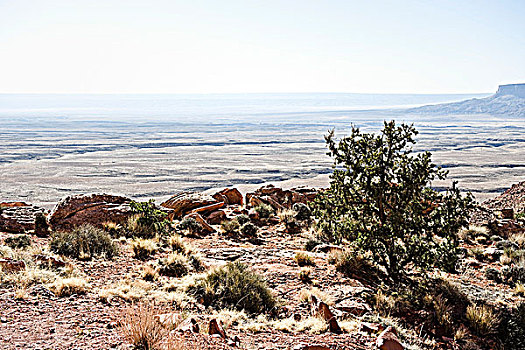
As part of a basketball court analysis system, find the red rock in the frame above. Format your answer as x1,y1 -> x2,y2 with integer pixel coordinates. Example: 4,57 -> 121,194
376,326 -> 404,350
49,194 -> 133,231
34,254 -> 66,268
175,317 -> 199,333
189,202 -> 225,215
183,213 -> 215,234
310,295 -> 342,334
213,188 -> 243,205
0,204 -> 46,234
335,299 -> 371,316
162,192 -> 220,218
206,210 -> 227,225
208,319 -> 227,339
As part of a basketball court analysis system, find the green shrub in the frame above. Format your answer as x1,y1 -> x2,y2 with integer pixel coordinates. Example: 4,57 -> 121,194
236,214 -> 250,225
50,224 -> 118,260
131,238 -> 158,260
254,203 -> 274,219
188,261 -> 275,314
221,219 -> 240,235
178,217 -> 202,235
240,222 -> 258,237
158,253 -> 189,277
4,235 -> 31,249
312,121 -> 474,279
292,203 -> 311,221
128,200 -> 169,237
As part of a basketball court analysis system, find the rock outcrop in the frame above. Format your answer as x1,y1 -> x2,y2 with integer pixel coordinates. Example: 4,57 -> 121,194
0,203 -> 46,234
246,185 -> 317,210
496,83 -> 525,99
49,194 -> 133,231
161,192 -> 220,218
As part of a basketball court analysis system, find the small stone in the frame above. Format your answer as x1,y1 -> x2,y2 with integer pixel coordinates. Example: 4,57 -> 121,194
376,326 -> 404,350
208,319 -> 227,339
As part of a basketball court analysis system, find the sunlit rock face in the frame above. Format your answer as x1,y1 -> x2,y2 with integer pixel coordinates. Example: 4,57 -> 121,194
496,83 -> 525,99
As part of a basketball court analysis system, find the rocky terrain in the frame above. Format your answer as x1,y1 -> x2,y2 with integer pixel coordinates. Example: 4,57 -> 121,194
1,182 -> 525,350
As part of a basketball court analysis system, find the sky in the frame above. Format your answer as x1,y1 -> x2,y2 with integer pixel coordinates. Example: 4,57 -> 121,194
0,0 -> 524,94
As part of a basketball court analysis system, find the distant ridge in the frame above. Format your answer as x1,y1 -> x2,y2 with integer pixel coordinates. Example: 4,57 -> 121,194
408,83 -> 525,116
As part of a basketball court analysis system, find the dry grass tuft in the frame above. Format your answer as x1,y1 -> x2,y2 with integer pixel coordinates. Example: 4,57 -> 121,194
466,304 -> 500,336
50,277 -> 90,297
131,238 -> 158,260
118,304 -> 165,350
294,252 -> 316,267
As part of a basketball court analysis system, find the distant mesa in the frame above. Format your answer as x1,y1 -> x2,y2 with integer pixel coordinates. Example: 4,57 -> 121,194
496,83 -> 525,99
408,83 -> 525,116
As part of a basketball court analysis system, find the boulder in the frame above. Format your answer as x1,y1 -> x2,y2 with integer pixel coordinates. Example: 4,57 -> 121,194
49,194 -> 133,231
0,203 -> 46,234
161,192 -> 220,218
246,185 -> 318,210
335,299 -> 371,317
0,258 -> 26,273
175,317 -> 199,333
310,295 -> 342,334
212,188 -> 243,205
208,319 -> 227,339
189,202 -> 225,215
183,213 -> 215,234
206,210 -> 226,225
376,326 -> 404,350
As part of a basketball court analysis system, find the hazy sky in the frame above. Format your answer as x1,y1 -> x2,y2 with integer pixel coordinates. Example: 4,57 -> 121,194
0,0 -> 524,94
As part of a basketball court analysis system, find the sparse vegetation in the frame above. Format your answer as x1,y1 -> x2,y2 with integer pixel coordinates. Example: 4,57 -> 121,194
188,261 -> 275,314
158,253 -> 189,278
294,252 -> 315,267
178,217 -> 202,235
50,277 -> 90,297
221,219 -> 240,235
128,199 -> 170,238
50,224 -> 118,260
466,304 -> 500,336
131,238 -> 158,260
118,304 -> 166,350
240,222 -> 258,237
4,235 -> 31,249
254,203 -> 274,219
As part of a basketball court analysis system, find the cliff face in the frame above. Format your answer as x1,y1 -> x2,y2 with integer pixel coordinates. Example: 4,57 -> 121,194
496,84 -> 525,99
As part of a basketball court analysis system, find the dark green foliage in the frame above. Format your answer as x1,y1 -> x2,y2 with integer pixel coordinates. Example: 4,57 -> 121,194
187,254 -> 205,272
178,217 -> 202,235
312,121 -> 474,278
254,203 -> 274,219
236,214 -> 250,225
50,224 -> 118,260
292,203 -> 311,221
240,222 -> 258,236
500,302 -> 525,350
188,261 -> 275,314
304,237 -> 321,251
501,264 -> 525,286
129,199 -> 169,237
4,235 -> 31,249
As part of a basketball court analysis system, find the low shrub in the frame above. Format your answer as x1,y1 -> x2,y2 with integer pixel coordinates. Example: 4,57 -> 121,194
128,200 -> 170,238
178,217 -> 202,235
169,234 -> 186,254
240,222 -> 258,237
131,239 -> 158,260
142,265 -> 158,281
484,267 -> 501,283
4,235 -> 31,249
466,304 -> 500,336
188,261 -> 275,314
236,214 -> 250,225
102,222 -> 122,237
501,263 -> 525,286
292,203 -> 311,221
50,224 -> 118,260
294,252 -> 315,267
329,249 -> 372,278
299,267 -> 312,283
158,253 -> 189,278
254,203 -> 274,219
304,237 -> 322,251
187,253 -> 205,272
221,219 -> 240,235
